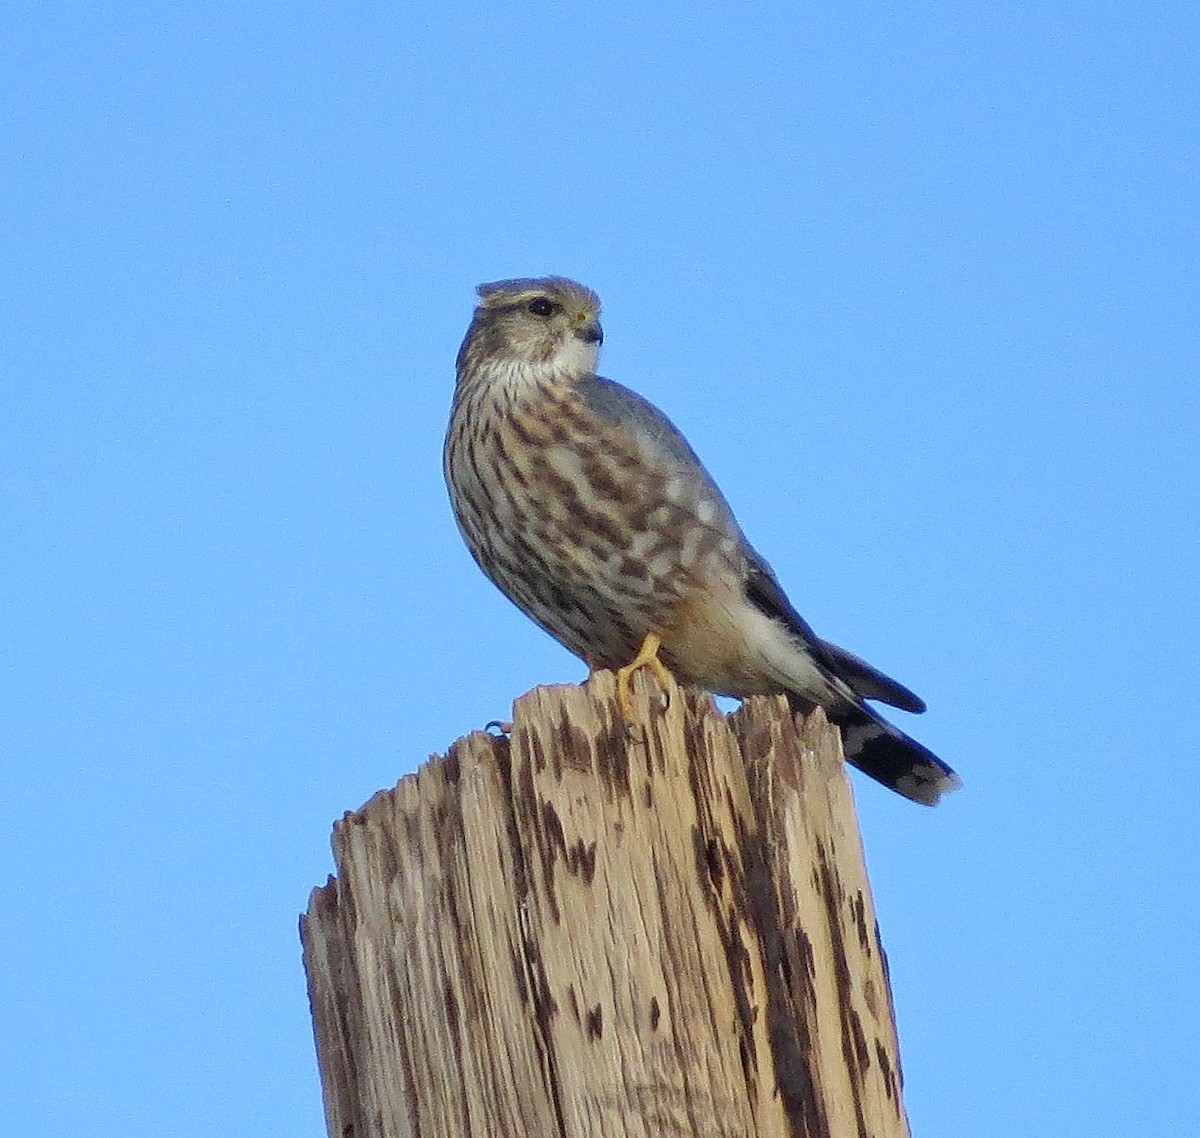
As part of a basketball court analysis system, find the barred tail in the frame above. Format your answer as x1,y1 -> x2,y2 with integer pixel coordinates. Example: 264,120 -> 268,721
792,696 -> 962,806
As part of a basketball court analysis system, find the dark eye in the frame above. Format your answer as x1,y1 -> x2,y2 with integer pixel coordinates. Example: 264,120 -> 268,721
527,297 -> 555,317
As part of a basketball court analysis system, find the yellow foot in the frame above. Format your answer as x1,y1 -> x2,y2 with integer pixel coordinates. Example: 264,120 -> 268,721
615,633 -> 675,720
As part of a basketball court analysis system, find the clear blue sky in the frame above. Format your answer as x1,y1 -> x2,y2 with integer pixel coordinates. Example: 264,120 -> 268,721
3,4 -> 1197,1135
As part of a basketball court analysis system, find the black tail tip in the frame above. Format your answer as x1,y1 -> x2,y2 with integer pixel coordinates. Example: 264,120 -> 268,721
841,718 -> 963,806
891,765 -> 962,807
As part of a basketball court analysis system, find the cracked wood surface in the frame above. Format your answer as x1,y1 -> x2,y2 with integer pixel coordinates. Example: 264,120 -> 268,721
301,672 -> 911,1138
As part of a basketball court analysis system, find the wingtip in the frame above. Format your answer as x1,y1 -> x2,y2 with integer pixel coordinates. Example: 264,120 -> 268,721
905,693 -> 929,715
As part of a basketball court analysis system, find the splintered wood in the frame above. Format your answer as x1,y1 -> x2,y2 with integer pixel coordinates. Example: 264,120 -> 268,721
301,672 -> 911,1138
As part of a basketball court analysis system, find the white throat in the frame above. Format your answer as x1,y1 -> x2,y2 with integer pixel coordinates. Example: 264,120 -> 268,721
551,336 -> 600,379
458,333 -> 600,407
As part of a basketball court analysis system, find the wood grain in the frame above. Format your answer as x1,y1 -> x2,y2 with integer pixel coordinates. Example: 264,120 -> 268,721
301,672 -> 911,1138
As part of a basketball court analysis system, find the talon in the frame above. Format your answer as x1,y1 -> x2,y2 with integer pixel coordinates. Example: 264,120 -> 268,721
615,633 -> 675,720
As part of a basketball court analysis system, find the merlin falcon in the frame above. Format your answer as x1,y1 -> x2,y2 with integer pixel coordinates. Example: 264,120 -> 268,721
444,276 -> 961,805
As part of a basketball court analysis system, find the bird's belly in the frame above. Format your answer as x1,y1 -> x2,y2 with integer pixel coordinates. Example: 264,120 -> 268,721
448,453 -> 726,669
446,394 -> 750,673
656,576 -> 779,696
455,491 -> 694,670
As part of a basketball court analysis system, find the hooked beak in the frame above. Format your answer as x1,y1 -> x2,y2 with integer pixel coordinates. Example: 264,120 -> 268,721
575,317 -> 603,345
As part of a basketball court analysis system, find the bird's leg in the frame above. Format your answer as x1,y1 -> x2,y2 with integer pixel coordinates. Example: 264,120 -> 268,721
616,632 -> 674,720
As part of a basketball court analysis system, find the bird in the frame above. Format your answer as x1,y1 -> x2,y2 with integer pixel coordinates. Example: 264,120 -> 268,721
444,276 -> 961,805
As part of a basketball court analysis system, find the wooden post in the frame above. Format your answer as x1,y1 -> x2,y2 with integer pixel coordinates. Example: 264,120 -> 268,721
301,671 -> 911,1138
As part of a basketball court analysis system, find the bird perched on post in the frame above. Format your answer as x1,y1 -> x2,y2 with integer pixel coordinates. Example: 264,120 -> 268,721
444,276 -> 961,805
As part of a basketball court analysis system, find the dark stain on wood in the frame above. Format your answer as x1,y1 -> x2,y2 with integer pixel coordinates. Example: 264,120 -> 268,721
875,1037 -> 902,1104
704,834 -> 725,891
739,820 -> 826,1138
566,838 -> 597,884
538,799 -> 566,925
816,841 -> 873,1138
852,890 -> 872,956
593,706 -> 632,799
554,709 -> 593,776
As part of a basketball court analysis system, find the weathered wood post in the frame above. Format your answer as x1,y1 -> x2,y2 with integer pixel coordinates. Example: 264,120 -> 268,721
301,671 -> 911,1138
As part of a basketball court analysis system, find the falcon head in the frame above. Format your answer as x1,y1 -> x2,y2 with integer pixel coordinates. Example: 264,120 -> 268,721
457,276 -> 603,380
